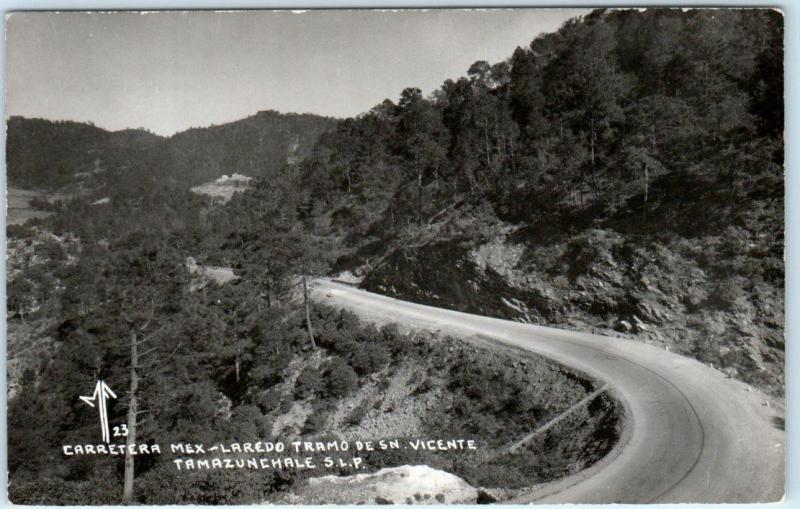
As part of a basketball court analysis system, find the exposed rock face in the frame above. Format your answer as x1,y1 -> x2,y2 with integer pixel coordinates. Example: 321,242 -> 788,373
289,465 -> 478,504
362,239 -> 553,323
361,227 -> 784,396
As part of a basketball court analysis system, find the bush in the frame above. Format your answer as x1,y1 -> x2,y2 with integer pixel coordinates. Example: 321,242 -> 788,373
7,276 -> 33,316
345,399 -> 372,426
251,348 -> 294,388
322,357 -> 358,398
7,224 -> 34,239
302,408 -> 327,434
34,238 -> 66,262
565,237 -> 600,280
411,377 -> 434,395
348,342 -> 391,375
254,387 -> 284,414
29,196 -> 57,211
707,277 -> 746,310
293,366 -> 323,399
380,323 -> 414,358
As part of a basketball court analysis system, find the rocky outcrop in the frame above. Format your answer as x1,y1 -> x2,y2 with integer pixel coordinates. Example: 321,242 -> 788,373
285,465 -> 478,504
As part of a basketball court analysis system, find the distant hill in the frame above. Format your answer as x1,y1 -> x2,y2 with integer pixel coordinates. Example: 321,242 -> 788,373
6,117 -> 153,189
167,110 -> 337,186
6,110 -> 336,190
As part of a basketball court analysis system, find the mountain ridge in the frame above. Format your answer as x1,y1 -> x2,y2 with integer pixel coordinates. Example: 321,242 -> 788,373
7,109 -> 337,190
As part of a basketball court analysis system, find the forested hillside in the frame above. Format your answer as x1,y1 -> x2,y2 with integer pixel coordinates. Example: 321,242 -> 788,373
287,8 -> 784,393
295,8 -> 781,246
7,117 -> 162,189
6,7 -> 783,505
7,110 -> 335,190
167,110 -> 337,186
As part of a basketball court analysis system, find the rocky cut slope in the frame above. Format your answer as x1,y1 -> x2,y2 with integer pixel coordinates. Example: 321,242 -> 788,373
362,187 -> 784,396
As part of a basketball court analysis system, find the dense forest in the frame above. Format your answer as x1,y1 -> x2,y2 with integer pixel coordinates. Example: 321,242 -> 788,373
294,8 -> 781,238
7,8 -> 783,504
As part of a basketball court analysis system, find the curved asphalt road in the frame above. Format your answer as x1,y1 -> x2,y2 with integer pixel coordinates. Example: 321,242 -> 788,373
312,279 -> 784,504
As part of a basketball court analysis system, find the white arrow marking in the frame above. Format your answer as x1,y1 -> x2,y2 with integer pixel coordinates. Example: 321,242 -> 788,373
80,380 -> 117,443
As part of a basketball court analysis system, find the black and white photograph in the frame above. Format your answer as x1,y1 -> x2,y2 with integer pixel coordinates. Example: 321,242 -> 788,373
4,7 -> 785,505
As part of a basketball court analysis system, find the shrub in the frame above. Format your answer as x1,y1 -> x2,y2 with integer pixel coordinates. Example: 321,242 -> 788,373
345,399 -> 371,426
254,387 -> 284,414
381,323 -> 413,357
34,238 -> 66,262
322,357 -> 358,398
293,366 -> 323,399
29,196 -> 56,211
380,323 -> 401,342
719,226 -> 749,257
707,277 -> 746,310
7,224 -> 34,239
302,408 -> 327,434
411,377 -> 434,395
565,237 -> 600,280
348,342 -> 391,375
250,350 -> 292,389
7,276 -> 33,316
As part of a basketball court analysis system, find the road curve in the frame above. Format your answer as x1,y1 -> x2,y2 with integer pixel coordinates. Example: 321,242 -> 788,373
312,279 -> 784,504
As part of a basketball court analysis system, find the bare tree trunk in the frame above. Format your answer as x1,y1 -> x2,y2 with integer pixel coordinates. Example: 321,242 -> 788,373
650,124 -> 656,150
508,135 -> 516,172
235,341 -> 241,384
728,165 -> 737,222
589,118 -> 600,198
494,120 -> 503,164
483,120 -> 492,169
417,167 -> 423,221
302,271 -> 316,350
122,331 -> 138,505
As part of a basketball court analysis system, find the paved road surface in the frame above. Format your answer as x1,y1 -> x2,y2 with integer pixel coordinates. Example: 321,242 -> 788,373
312,279 -> 784,504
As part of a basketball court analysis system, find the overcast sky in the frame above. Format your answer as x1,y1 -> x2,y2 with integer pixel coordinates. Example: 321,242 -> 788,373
6,9 -> 588,136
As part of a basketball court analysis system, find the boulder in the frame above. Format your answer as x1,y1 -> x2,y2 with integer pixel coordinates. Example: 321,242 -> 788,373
614,320 -> 633,333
